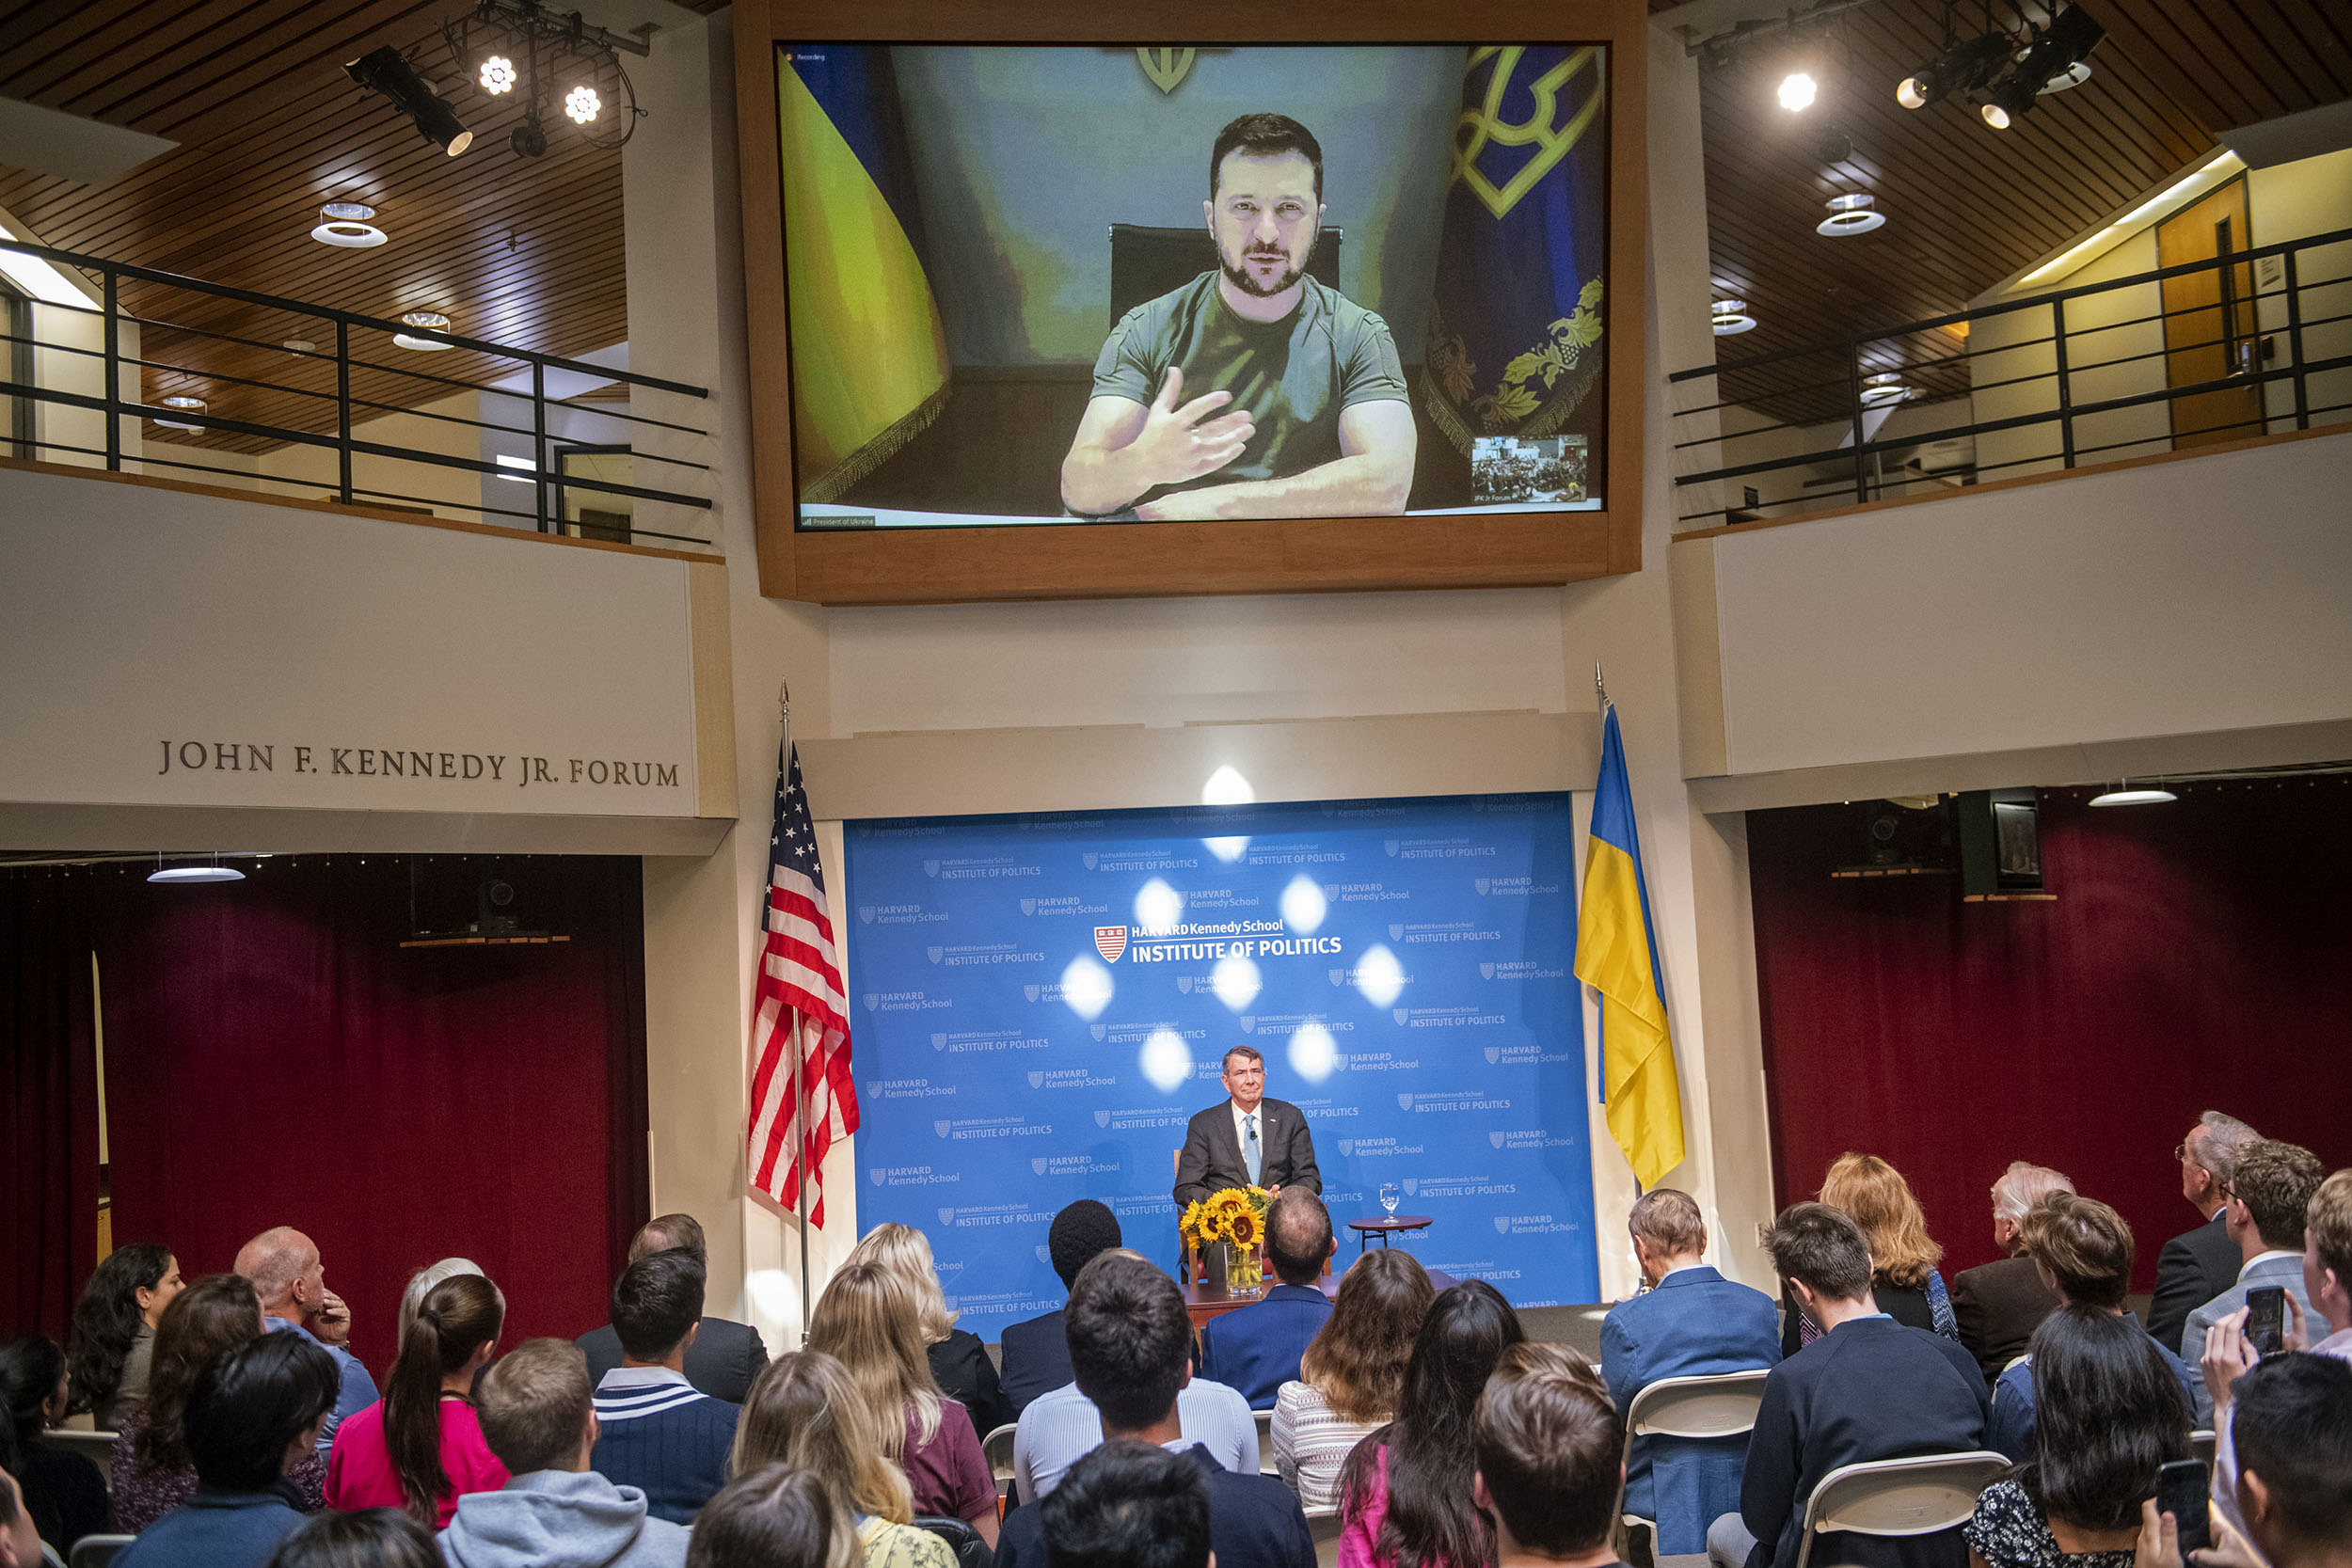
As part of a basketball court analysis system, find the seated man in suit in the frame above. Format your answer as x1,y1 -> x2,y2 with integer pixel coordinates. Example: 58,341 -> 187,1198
588,1250 -> 740,1526
2149,1111 -> 2263,1354
1200,1191 -> 1336,1408
1001,1200 -> 1125,1420
1986,1194 -> 2197,1458
997,1252 -> 1311,1568
1173,1046 -> 1320,1209
2182,1138 -> 2328,1419
1708,1203 -> 1989,1568
578,1213 -> 768,1403
1950,1162 -> 2072,1388
1599,1188 -> 1781,1557
1474,1344 -> 1627,1568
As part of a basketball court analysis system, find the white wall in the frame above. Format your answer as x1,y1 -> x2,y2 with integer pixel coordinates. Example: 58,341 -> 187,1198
2250,149 -> 2352,435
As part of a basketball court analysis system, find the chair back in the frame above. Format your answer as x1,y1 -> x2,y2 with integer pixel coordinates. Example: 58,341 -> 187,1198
982,1421 -> 1017,1493
42,1428 -> 118,1481
68,1537 -> 135,1568
1304,1505 -> 1343,1568
1107,225 -> 1343,325
915,1515 -> 993,1568
1624,1369 -> 1771,1439
1789,1451 -> 2010,1568
1254,1407 -> 1278,1473
2191,1429 -> 2217,1470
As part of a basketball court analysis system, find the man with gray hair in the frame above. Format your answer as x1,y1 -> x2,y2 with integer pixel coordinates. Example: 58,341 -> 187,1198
577,1212 -> 769,1402
1949,1162 -> 2073,1387
2150,1111 -> 2263,1354
232,1225 -> 378,1450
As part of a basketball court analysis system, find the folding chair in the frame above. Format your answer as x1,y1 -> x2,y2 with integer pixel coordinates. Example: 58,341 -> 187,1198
2191,1429 -> 2216,1470
70,1538 -> 135,1568
42,1428 -> 117,1481
1788,1451 -> 2011,1568
1612,1370 -> 1771,1564
983,1421 -> 1018,1508
1305,1504 -> 1343,1568
1255,1407 -> 1279,1474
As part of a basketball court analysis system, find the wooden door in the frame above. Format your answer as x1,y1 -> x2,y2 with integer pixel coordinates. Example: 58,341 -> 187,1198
2156,178 -> 2263,448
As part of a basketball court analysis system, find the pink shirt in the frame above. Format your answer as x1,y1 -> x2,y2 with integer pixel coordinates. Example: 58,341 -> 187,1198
325,1396 -> 510,1528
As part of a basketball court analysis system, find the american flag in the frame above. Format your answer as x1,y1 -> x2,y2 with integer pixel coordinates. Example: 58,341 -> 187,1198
747,740 -> 858,1227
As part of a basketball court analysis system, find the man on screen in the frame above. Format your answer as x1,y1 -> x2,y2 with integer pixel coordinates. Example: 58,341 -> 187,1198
1173,1045 -> 1320,1209
1061,113 -> 1417,522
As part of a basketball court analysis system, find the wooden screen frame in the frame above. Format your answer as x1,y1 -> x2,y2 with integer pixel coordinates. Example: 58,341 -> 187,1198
734,0 -> 1649,604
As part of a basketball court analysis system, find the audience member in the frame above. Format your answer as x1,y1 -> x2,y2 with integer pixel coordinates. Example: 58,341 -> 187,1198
1014,1250 -> 1256,1502
2148,1112 -> 2262,1355
395,1259 -> 484,1348
579,1214 -> 769,1403
848,1221 -> 1010,1436
439,1337 -> 690,1568
2196,1354 -> 2352,1568
1200,1190 -> 1337,1409
1273,1249 -> 1434,1510
589,1250 -> 739,1526
116,1274 -> 328,1530
0,1468 -> 41,1568
0,1333 -> 111,1554
1336,1278 -> 1526,1568
687,1465 -> 854,1568
2181,1138 -> 2327,1416
1472,1343 -> 1627,1568
325,1273 -> 509,1527
730,1351 -> 953,1568
1784,1154 -> 1956,1354
263,1507 -> 439,1568
1000,1200 -> 1123,1419
1963,1306 -> 2192,1568
807,1259 -> 998,1546
1038,1441 -> 1213,1568
1598,1187 -> 1781,1557
115,1330 -> 342,1568
235,1227 -> 379,1450
997,1252 -> 1311,1568
1987,1195 -> 2195,1460
1708,1202 -> 1987,1568
67,1242 -> 182,1427
1949,1164 -> 2072,1388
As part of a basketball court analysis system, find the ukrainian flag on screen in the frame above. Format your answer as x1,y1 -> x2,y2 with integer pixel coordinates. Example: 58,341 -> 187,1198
777,45 -> 950,503
1574,705 -> 1686,1188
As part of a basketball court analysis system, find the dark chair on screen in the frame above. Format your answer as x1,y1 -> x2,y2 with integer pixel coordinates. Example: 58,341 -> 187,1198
915,1514 -> 993,1568
1106,225 -> 1344,324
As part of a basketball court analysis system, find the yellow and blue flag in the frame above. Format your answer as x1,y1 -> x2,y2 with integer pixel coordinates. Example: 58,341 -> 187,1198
776,45 -> 950,503
1423,45 -> 1609,457
1574,705 -> 1686,1188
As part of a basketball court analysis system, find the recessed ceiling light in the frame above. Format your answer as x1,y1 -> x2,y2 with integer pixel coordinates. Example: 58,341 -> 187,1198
154,394 -> 207,431
392,310 -> 455,351
282,338 -> 317,353
1778,72 -> 1818,111
1817,193 -> 1885,236
311,203 -> 387,247
1711,298 -> 1757,335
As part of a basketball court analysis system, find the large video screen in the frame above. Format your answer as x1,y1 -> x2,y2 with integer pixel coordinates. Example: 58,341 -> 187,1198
776,43 -> 1611,531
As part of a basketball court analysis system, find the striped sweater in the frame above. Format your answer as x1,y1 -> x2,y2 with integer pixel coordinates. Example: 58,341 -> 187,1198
591,1367 -> 740,1526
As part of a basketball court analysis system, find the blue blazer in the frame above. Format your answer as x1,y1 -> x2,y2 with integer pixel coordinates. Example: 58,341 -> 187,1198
1199,1283 -> 1334,1409
1599,1266 -> 1783,1556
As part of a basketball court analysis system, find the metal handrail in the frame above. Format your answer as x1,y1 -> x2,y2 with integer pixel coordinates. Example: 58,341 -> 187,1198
0,235 -> 712,539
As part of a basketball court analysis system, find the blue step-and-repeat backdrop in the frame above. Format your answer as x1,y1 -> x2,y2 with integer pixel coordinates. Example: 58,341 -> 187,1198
843,793 -> 1598,1342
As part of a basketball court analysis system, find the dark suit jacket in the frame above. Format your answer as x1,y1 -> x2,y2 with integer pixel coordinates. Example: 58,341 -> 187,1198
1173,1099 -> 1320,1207
2148,1210 -> 2240,1354
998,1308 -> 1073,1418
1950,1255 -> 2060,1388
1739,1316 -> 1991,1568
1199,1283 -> 1334,1409
994,1444 -> 1313,1568
577,1315 -> 769,1404
930,1328 -> 1011,1437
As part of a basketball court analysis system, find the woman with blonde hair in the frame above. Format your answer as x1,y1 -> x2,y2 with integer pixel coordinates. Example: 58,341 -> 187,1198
1782,1151 -> 1959,1354
806,1260 -> 998,1546
732,1351 -> 954,1568
846,1222 -> 1009,1435
1273,1249 -> 1436,1509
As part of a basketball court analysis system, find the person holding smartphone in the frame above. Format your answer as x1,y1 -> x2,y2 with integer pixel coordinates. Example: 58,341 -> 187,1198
2135,1354 -> 2352,1568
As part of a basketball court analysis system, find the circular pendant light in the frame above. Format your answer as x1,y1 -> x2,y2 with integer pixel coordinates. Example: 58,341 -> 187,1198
392,310 -> 455,352
154,393 -> 207,432
2090,780 -> 2177,807
311,202 -> 387,247
1860,372 -> 1913,406
1818,193 -> 1885,236
1711,298 -> 1757,335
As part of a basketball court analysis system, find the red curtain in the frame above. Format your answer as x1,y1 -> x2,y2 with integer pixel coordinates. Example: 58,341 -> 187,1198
0,868 -> 103,1340
88,855 -> 649,1375
1749,782 -> 2352,1291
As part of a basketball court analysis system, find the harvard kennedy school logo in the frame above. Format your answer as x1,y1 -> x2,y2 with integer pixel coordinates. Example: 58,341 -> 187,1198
1095,926 -> 1129,962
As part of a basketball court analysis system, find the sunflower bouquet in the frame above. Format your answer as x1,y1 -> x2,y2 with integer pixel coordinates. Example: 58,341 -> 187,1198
1181,1185 -> 1271,1290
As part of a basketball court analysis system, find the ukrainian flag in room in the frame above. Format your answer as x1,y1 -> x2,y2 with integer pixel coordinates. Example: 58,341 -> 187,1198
776,45 -> 950,502
1574,705 -> 1687,1188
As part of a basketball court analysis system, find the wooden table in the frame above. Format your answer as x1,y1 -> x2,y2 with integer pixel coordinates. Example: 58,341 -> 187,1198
1347,1214 -> 1434,1252
1184,1266 -> 1455,1327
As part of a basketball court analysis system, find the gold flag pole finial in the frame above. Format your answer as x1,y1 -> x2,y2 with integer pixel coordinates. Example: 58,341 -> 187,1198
1595,662 -> 1610,711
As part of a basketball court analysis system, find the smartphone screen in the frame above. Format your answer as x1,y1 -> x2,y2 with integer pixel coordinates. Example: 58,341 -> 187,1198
2158,1458 -> 2211,1555
2247,1285 -> 2286,1356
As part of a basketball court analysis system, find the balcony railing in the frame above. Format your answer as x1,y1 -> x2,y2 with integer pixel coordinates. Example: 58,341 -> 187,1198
1669,223 -> 2352,530
0,236 -> 713,548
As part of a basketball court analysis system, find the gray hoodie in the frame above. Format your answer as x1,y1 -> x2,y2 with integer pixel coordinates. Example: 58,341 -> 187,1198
438,1469 -> 691,1568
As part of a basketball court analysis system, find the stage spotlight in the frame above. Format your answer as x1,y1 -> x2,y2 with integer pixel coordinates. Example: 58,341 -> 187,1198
345,46 -> 472,155
1778,71 -> 1818,111
1980,5 -> 2103,130
511,113 -> 548,158
1896,31 -> 2009,109
564,85 -> 601,124
479,54 -> 516,95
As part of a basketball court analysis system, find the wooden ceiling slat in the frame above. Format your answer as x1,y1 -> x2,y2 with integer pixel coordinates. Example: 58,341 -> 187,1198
2260,0 -> 2352,97
2214,0 -> 2341,105
0,0 -> 152,87
2145,0 -> 2291,123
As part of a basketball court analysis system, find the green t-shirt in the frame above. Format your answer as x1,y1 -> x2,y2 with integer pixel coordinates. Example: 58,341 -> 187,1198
1089,272 -> 1407,507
